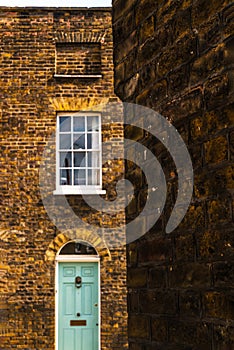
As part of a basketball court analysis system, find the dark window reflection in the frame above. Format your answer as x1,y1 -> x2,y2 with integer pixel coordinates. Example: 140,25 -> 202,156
60,241 -> 97,255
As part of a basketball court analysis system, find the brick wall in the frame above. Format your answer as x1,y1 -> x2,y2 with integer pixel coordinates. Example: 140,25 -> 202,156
55,42 -> 101,76
113,0 -> 234,349
0,7 -> 128,350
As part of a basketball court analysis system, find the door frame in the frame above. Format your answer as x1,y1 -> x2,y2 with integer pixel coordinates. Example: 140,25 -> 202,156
55,252 -> 100,350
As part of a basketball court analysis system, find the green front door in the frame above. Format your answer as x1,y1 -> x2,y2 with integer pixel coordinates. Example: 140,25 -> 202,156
58,262 -> 99,350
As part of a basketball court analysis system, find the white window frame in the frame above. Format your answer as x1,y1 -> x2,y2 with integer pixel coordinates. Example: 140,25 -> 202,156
53,112 -> 106,195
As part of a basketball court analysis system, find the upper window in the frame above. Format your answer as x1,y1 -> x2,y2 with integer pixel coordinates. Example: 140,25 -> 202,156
54,113 -> 105,195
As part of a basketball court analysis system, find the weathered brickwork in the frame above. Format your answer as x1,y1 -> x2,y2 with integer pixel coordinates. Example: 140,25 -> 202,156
113,0 -> 234,349
55,43 -> 101,76
0,7 -> 128,350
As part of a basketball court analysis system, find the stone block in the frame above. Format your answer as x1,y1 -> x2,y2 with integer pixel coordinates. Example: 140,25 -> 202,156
197,229 -> 234,261
129,343 -> 143,350
162,88 -> 203,122
226,292 -> 234,320
169,263 -> 211,289
137,37 -> 160,67
168,64 -> 189,96
124,73 -> 140,98
179,290 -> 201,318
205,136 -> 228,164
189,143 -> 203,170
168,320 -> 211,349
190,104 -> 234,143
153,24 -> 174,56
203,291 -> 227,319
128,291 -> 139,313
136,79 -> 168,109
113,0 -> 137,22
127,243 -> 138,267
113,10 -> 136,43
135,0 -> 157,26
194,169 -> 225,199
179,202 -> 206,231
128,315 -> 150,339
189,114 -> 207,143
213,324 -> 234,349
190,44 -> 224,86
192,0 -> 228,27
128,268 -> 148,288
125,50 -> 137,80
157,34 -> 197,77
204,73 -> 230,110
125,124 -> 144,141
126,166 -> 143,189
139,62 -> 156,92
157,0 -> 192,24
170,7 -> 192,41
175,232 -> 195,262
115,30 -> 138,63
148,267 -> 167,288
114,61 -> 125,88
138,237 -> 173,264
197,15 -> 222,54
207,197 -> 232,225
139,16 -> 155,44
151,317 -> 167,342
222,2 -> 234,38
139,290 -> 177,315
126,194 -> 138,217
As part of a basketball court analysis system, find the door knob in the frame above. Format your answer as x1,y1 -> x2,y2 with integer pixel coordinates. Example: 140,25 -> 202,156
75,276 -> 82,288
77,312 -> 81,317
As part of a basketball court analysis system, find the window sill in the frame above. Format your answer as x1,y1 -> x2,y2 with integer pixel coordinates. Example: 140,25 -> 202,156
53,187 -> 106,195
54,74 -> 102,79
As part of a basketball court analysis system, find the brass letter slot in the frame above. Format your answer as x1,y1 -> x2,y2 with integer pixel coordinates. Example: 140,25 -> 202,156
70,320 -> 87,326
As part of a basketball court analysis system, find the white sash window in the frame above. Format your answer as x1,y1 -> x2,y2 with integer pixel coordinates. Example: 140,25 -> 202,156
54,113 -> 105,195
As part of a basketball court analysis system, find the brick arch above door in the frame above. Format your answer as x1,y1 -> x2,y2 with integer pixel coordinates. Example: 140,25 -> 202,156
45,231 -> 111,262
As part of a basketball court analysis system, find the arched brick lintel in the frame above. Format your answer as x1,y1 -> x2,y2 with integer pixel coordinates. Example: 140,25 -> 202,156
45,231 -> 111,262
55,31 -> 107,44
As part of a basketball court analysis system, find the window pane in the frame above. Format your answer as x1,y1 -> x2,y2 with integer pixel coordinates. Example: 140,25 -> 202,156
59,116 -> 71,132
59,241 -> 97,255
87,133 -> 99,149
73,134 -> 85,149
88,169 -> 100,185
73,117 -> 85,132
74,169 -> 86,185
88,152 -> 99,167
74,152 -> 86,167
60,152 -> 72,167
60,169 -> 72,185
87,116 -> 99,131
60,134 -> 71,149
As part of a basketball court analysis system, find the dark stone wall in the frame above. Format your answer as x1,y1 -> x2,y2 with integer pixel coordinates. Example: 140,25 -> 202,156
113,0 -> 234,349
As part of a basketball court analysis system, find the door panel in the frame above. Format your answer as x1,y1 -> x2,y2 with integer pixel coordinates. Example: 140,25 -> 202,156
64,284 -> 75,315
58,262 -> 99,350
81,328 -> 94,348
63,329 -> 75,349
